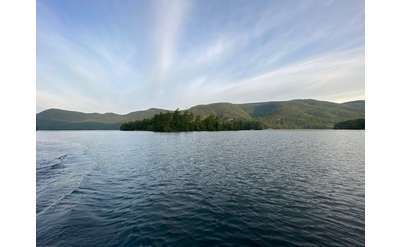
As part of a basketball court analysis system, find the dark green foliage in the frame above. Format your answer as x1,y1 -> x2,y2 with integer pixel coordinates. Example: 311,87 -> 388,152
334,119 -> 365,129
120,110 -> 264,132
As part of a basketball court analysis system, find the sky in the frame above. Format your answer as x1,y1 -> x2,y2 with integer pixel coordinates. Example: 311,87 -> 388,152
37,0 -> 364,113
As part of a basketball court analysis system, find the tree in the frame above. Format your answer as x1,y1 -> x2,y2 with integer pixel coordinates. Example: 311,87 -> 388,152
120,110 -> 265,132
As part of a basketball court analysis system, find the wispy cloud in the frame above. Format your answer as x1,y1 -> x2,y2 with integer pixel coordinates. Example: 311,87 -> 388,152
152,0 -> 192,83
37,0 -> 364,113
212,48 -> 365,103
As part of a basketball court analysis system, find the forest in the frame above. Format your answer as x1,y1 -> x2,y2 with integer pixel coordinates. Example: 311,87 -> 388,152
334,118 -> 365,129
120,110 -> 264,132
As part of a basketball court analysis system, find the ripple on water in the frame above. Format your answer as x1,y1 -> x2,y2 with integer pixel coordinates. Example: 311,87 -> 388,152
37,130 -> 364,247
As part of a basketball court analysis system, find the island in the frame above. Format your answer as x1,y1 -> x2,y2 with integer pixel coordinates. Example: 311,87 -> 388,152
120,110 -> 263,132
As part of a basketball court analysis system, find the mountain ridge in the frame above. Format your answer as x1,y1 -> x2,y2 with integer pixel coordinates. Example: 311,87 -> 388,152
37,99 -> 365,130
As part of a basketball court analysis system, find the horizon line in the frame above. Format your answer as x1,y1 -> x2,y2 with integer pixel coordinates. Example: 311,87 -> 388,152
37,97 -> 365,115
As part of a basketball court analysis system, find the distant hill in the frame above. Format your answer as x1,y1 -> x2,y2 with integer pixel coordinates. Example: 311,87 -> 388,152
189,99 -> 365,129
37,108 -> 169,130
239,99 -> 365,129
37,99 -> 364,130
188,103 -> 252,120
341,100 -> 365,111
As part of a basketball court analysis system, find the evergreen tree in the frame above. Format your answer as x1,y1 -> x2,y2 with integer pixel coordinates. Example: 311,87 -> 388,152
120,110 -> 265,132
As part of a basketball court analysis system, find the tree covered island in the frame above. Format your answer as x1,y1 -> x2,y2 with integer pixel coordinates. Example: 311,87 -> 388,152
120,110 -> 264,132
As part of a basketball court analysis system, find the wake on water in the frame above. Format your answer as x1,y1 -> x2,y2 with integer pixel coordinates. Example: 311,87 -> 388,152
36,140 -> 97,217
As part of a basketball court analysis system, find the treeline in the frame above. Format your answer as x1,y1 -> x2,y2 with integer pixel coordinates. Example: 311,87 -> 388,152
334,118 -> 365,130
120,110 -> 264,132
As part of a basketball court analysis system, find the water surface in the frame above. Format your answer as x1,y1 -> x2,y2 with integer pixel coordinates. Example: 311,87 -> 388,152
37,130 -> 364,246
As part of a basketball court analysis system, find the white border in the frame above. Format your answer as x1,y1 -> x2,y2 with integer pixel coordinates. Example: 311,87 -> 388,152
366,0 -> 400,246
1,0 -> 400,246
0,0 -> 36,246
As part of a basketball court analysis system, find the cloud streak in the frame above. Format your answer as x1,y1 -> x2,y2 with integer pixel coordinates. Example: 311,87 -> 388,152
152,0 -> 191,83
212,48 -> 365,103
37,0 -> 364,113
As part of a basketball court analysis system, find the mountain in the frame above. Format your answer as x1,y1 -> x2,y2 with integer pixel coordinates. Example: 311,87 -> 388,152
341,100 -> 365,111
189,99 -> 365,129
36,99 -> 364,130
188,103 -> 252,120
36,108 -> 169,130
239,99 -> 364,129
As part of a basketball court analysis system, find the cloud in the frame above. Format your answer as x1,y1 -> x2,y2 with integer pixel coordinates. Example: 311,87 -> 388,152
211,48 -> 365,103
152,0 -> 192,83
191,36 -> 235,65
37,0 -> 364,113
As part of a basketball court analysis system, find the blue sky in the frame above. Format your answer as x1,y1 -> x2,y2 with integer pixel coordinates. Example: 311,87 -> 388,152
37,0 -> 364,113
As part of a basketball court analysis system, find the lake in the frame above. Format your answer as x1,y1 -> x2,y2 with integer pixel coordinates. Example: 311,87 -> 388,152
37,130 -> 364,247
